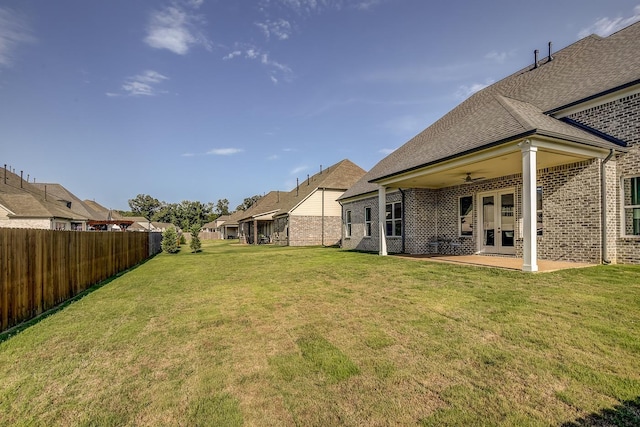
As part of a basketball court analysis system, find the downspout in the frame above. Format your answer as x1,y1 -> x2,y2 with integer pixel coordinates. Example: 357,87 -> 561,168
338,200 -> 344,247
321,188 -> 325,246
399,188 -> 406,253
601,149 -> 614,264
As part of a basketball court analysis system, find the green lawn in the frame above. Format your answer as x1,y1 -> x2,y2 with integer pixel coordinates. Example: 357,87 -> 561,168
1,240 -> 639,426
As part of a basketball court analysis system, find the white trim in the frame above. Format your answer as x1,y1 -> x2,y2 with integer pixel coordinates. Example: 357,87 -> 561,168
550,83 -> 640,118
620,174 -> 640,238
458,194 -> 473,238
521,142 -> 538,272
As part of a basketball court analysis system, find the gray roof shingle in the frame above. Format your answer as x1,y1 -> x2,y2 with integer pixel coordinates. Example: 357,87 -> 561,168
341,22 -> 640,200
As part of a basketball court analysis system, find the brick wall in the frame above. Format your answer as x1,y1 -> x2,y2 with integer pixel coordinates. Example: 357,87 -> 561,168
567,92 -> 640,264
341,191 -> 402,253
271,215 -> 342,246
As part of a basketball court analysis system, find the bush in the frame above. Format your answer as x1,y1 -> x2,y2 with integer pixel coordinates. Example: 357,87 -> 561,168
161,226 -> 179,254
190,225 -> 202,253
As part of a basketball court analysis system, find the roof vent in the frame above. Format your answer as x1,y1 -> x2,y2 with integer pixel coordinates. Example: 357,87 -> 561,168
548,41 -> 553,61
534,49 -> 539,68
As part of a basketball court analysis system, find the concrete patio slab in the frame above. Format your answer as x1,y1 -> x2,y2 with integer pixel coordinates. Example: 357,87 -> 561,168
394,254 -> 596,272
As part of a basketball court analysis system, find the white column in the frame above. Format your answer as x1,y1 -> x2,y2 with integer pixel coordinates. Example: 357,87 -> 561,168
378,186 -> 388,256
521,141 -> 538,272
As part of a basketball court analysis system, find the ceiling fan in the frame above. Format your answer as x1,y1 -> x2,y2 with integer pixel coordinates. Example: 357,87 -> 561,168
463,172 -> 486,183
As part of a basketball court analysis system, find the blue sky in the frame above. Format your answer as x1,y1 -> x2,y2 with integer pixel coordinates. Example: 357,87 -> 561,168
1,1 -> 639,211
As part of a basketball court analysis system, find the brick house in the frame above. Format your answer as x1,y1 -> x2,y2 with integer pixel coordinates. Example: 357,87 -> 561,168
238,159 -> 365,246
339,22 -> 640,271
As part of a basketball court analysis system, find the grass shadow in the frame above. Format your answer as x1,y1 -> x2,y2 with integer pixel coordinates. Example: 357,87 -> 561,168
561,397 -> 640,426
0,255 -> 156,344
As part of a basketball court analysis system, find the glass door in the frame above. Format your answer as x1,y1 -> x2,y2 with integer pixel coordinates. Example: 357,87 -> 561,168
480,190 -> 515,254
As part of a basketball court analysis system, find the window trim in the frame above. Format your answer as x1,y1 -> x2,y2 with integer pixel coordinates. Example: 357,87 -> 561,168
621,175 -> 640,237
537,186 -> 543,236
364,207 -> 372,237
345,209 -> 352,238
458,195 -> 473,237
385,202 -> 402,237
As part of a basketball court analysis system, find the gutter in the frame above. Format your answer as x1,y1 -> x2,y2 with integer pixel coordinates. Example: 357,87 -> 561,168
601,149 -> 614,264
399,188 -> 406,253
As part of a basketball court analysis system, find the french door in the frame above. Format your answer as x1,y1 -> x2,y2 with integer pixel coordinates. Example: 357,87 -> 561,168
479,189 -> 515,255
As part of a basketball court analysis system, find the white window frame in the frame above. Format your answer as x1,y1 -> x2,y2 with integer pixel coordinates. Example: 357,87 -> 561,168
537,186 -> 543,236
364,207 -> 372,237
345,209 -> 352,238
621,175 -> 640,237
458,195 -> 473,237
385,202 -> 402,237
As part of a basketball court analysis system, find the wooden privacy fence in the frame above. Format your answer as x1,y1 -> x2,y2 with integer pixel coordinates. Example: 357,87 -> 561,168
0,229 -> 163,333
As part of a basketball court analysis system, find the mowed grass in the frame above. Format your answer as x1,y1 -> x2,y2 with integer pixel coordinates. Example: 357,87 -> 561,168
1,240 -> 639,426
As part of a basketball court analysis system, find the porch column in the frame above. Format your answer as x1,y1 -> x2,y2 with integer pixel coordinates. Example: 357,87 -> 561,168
521,141 -> 538,272
253,220 -> 258,245
378,186 -> 388,256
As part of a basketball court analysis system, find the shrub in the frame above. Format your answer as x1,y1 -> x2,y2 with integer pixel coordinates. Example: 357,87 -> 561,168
190,225 -> 202,253
161,226 -> 179,254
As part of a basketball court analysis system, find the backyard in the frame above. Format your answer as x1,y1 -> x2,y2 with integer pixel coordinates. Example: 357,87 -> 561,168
1,240 -> 639,426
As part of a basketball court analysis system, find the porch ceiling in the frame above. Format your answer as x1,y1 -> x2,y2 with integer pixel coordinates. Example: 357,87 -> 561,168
380,138 -> 608,190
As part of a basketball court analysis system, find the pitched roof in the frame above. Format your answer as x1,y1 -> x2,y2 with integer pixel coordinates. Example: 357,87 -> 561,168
238,159 -> 365,221
0,170 -> 87,220
341,22 -> 640,200
273,159 -> 365,217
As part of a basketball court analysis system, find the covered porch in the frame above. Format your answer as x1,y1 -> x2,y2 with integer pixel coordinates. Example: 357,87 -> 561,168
374,135 -> 614,272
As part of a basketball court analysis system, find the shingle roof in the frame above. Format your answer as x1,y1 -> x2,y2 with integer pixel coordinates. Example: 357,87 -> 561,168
238,159 -> 365,221
341,22 -> 640,200
0,170 -> 87,220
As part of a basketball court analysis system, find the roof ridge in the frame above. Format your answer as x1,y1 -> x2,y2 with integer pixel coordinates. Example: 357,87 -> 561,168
494,94 -> 539,130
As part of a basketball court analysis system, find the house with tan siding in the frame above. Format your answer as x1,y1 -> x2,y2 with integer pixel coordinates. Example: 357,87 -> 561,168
238,159 -> 365,246
339,22 -> 640,270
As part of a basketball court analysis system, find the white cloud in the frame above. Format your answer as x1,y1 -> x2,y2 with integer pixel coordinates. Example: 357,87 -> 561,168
144,4 -> 212,55
207,148 -> 244,155
455,79 -> 494,100
267,154 -> 280,160
0,7 -> 35,68
223,44 -> 293,82
223,50 -> 242,60
290,165 -> 308,175
578,5 -> 640,38
256,19 -> 292,40
181,152 -> 196,157
485,51 -> 508,63
108,70 -> 169,97
379,147 -> 397,155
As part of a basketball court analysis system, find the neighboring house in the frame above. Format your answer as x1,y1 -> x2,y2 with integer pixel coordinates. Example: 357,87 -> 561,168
238,191 -> 284,244
339,23 -> 640,270
238,159 -> 366,246
221,210 -> 242,239
272,159 -> 366,246
0,168 -> 88,230
201,215 -> 229,239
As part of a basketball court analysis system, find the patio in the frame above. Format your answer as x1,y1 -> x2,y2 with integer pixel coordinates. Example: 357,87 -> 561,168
395,254 -> 596,273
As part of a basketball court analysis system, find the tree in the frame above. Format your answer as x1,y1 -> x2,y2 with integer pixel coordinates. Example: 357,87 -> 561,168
128,194 -> 161,220
161,226 -> 179,254
189,224 -> 202,253
215,198 -> 230,216
235,194 -> 262,211
152,200 -> 214,231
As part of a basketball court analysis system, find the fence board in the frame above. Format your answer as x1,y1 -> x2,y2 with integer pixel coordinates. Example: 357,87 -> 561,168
0,229 -> 162,333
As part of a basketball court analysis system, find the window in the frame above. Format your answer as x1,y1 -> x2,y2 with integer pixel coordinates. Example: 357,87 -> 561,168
536,186 -> 543,236
458,196 -> 473,236
385,202 -> 402,237
623,176 -> 640,236
364,207 -> 372,237
345,210 -> 352,237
